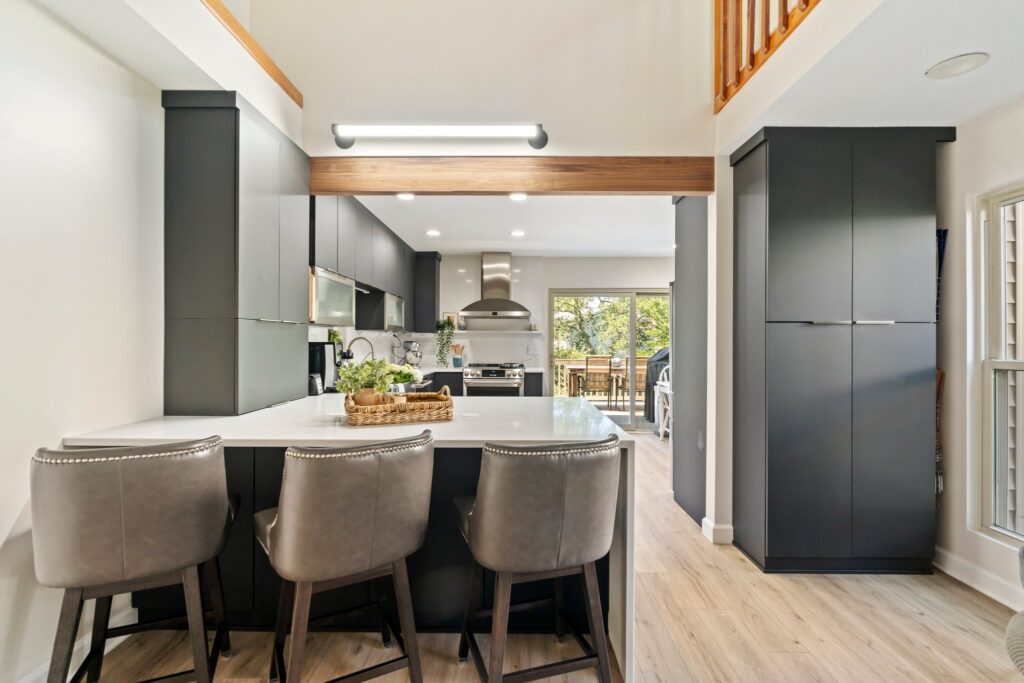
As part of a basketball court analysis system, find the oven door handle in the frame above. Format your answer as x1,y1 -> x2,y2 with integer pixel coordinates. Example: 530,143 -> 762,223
463,379 -> 524,388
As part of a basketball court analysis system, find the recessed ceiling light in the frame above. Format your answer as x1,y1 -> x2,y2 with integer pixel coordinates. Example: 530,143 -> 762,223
465,279 -> 473,284
509,193 -> 528,201
396,192 -> 415,201
673,243 -> 677,249
512,268 -> 522,273
426,229 -> 441,237
457,268 -> 466,273
926,52 -> 989,79
510,230 -> 526,238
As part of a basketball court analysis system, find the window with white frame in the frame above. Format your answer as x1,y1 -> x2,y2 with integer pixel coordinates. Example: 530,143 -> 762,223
984,190 -> 1024,537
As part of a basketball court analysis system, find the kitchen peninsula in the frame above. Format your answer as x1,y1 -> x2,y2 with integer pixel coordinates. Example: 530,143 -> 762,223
64,396 -> 636,681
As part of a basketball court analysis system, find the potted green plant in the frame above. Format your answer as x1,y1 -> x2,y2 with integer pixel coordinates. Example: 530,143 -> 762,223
335,358 -> 396,406
336,359 -> 424,405
436,318 -> 455,366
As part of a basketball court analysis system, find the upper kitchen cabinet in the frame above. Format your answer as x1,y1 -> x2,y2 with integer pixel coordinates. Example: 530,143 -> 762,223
163,91 -> 310,415
413,252 -> 442,333
312,196 -> 338,273
765,133 -> 852,322
354,209 -> 374,286
278,139 -> 310,324
372,221 -> 391,292
852,141 -> 937,322
237,115 -> 281,321
336,197 -> 361,278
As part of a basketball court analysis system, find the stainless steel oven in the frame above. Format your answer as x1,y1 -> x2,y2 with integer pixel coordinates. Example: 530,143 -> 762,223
462,363 -> 525,397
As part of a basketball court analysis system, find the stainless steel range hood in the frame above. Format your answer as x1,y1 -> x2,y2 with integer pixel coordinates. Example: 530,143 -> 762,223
460,253 -> 532,330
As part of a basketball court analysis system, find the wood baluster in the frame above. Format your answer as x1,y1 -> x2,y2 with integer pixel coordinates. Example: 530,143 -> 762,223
714,0 -> 725,101
745,0 -> 755,70
761,0 -> 771,53
799,0 -> 809,9
731,0 -> 742,86
779,0 -> 789,34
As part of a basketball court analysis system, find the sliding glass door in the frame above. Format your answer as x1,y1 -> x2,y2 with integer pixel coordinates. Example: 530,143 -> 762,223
549,289 -> 671,430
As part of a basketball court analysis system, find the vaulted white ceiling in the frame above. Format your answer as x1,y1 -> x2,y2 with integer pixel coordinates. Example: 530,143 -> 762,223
246,0 -> 714,157
357,195 -> 675,256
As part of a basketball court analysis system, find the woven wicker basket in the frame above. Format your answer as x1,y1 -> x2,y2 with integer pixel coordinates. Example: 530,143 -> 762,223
344,385 -> 454,426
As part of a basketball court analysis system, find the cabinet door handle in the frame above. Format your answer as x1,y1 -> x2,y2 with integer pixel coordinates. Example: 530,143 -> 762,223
854,320 -> 896,325
809,321 -> 853,325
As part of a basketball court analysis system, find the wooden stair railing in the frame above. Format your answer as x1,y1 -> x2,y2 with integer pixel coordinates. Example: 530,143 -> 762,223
714,0 -> 822,113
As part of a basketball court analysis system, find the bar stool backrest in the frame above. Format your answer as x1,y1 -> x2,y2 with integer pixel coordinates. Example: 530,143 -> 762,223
269,430 -> 435,583
31,436 -> 229,588
470,434 -> 621,573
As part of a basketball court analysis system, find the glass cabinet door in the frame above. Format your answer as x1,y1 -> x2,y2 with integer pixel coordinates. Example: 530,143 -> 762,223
385,295 -> 405,330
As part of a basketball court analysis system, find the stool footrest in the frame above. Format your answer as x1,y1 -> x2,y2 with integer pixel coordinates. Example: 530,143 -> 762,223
325,655 -> 409,683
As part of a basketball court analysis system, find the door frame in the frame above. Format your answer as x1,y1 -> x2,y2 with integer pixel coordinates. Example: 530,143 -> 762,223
548,287 -> 671,430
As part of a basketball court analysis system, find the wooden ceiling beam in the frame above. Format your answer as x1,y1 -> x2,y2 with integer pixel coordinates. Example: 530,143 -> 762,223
309,156 -> 715,195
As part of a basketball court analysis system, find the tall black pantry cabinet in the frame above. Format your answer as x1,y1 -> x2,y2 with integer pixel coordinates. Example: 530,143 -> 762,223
731,128 -> 954,573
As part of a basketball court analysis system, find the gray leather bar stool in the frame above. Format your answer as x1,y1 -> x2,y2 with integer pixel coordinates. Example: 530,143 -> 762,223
31,437 -> 233,683
455,434 -> 621,683
255,430 -> 435,683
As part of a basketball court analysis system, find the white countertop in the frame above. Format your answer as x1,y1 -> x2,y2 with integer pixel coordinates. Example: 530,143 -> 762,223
63,396 -> 630,449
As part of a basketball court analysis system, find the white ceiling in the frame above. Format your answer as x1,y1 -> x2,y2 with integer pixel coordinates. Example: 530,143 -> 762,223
721,0 -> 1024,151
356,195 -> 676,256
246,0 -> 714,157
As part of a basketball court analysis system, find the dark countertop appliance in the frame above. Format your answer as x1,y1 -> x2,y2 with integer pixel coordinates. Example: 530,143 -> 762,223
308,342 -> 338,394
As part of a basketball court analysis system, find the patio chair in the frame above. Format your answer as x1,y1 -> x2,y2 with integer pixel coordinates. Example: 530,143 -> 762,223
582,355 -> 613,409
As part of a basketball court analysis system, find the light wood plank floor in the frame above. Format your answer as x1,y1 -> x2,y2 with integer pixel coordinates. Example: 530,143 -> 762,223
101,432 -> 1017,682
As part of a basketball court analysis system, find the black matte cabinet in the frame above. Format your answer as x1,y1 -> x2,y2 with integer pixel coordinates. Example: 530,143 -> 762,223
672,197 -> 708,525
414,252 -> 442,332
163,91 -> 309,416
731,127 -> 953,573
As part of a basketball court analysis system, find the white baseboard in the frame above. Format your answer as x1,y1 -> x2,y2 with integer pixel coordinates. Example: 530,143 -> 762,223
934,546 -> 1024,611
701,518 -> 734,544
17,607 -> 136,683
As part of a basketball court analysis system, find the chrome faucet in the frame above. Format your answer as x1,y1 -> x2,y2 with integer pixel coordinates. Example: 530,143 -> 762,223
346,336 -> 375,362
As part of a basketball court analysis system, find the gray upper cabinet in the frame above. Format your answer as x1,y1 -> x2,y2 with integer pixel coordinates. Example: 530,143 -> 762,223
355,211 -> 374,285
313,196 -> 338,273
336,197 -> 361,279
279,141 -> 310,324
237,114 -> 281,321
372,222 -> 390,292
766,135 -> 852,322
853,141 -> 937,322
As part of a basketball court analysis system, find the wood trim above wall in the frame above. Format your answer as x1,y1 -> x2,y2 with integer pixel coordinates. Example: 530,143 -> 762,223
199,0 -> 304,108
309,156 -> 715,195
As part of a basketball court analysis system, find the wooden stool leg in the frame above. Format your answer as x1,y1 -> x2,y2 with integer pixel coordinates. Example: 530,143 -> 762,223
553,577 -> 566,642
85,595 -> 111,682
458,561 -> 482,663
582,562 -> 612,683
204,559 -> 232,656
488,572 -> 512,683
286,582 -> 313,683
183,565 -> 212,683
47,588 -> 84,683
392,558 -> 423,683
375,576 -> 393,648
269,580 -> 294,683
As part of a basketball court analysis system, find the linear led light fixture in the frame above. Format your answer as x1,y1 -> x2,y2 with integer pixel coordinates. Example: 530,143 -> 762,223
332,123 -> 548,149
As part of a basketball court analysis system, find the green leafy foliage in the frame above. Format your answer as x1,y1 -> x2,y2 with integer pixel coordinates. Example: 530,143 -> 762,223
436,318 -> 455,366
336,359 -> 405,394
552,295 -> 669,359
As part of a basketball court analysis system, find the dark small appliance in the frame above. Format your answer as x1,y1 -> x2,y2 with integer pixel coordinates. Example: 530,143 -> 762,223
308,342 -> 339,394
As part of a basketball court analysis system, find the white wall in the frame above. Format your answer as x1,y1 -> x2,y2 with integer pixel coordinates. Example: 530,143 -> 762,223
0,1 -> 164,679
935,94 -> 1024,609
249,0 -> 714,157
